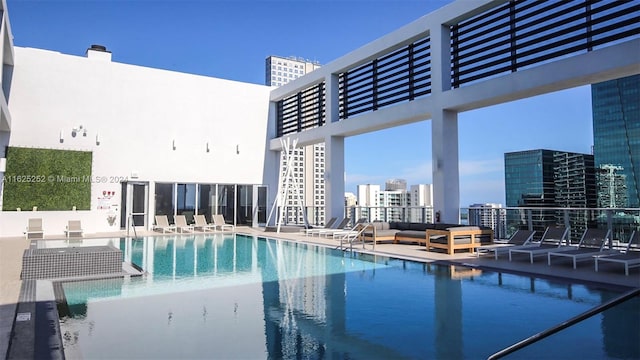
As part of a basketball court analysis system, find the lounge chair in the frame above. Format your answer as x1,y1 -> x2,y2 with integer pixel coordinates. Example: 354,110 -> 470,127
476,229 -> 536,259
213,214 -> 235,232
313,217 -> 351,237
174,215 -> 194,233
153,215 -> 176,233
595,231 -> 640,276
330,218 -> 369,239
193,214 -> 216,232
509,226 -> 569,263
25,218 -> 44,239
65,220 -> 84,239
547,228 -> 615,269
303,217 -> 337,236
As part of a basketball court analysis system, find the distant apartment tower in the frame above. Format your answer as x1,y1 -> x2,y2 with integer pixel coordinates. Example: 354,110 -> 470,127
409,184 -> 434,223
266,56 -> 325,225
356,184 -> 380,221
265,55 -> 321,87
592,74 -> 640,208
385,179 -> 407,191
469,203 -> 506,238
344,192 -> 357,208
356,183 -> 433,222
504,149 -> 596,239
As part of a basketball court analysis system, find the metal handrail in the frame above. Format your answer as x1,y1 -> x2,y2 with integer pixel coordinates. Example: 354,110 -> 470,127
487,287 -> 640,359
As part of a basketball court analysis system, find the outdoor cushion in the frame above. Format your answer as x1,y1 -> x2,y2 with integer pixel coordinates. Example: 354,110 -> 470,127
396,230 -> 427,239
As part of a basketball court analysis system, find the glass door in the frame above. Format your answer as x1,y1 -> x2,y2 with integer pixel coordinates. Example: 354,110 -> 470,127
237,185 -> 253,226
122,182 -> 148,230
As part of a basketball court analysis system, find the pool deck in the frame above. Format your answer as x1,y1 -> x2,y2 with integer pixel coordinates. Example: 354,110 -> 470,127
1,226 -> 639,358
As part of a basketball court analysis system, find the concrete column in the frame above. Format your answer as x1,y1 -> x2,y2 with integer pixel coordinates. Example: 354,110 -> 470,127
326,73 -> 340,124
325,135 -> 345,221
429,22 -> 459,223
432,109 -> 460,224
324,73 -> 345,220
263,101 -> 281,226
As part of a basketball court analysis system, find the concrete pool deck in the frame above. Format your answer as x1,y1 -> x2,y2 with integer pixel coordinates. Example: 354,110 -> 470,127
1,226 -> 639,357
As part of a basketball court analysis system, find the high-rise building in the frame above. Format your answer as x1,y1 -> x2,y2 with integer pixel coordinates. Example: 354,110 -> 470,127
504,149 -> 556,208
356,184 -> 380,221
504,149 -> 596,239
409,184 -> 433,223
469,203 -> 506,238
553,151 -> 597,238
592,74 -> 640,208
265,55 -> 321,87
356,183 -> 433,222
344,192 -> 357,208
266,56 -> 325,225
385,179 -> 407,191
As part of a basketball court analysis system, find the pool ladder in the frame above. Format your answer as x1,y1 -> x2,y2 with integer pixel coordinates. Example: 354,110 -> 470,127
487,287 -> 640,359
336,224 -> 369,252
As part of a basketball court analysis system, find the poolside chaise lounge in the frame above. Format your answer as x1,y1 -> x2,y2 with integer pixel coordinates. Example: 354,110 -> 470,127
331,218 -> 369,239
213,214 -> 235,232
509,226 -> 569,263
313,218 -> 352,237
65,220 -> 84,239
547,228 -> 615,269
303,217 -> 337,236
153,215 -> 176,233
25,218 -> 44,240
193,214 -> 216,232
594,231 -> 640,276
174,215 -> 194,233
476,229 -> 536,259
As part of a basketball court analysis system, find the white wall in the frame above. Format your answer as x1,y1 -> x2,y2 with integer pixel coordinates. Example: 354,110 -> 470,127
0,47 -> 274,236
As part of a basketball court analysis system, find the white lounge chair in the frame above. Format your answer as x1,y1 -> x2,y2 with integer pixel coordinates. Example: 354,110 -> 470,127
303,217 -> 337,236
476,229 -> 536,259
153,215 -> 176,233
174,215 -> 194,233
213,214 -> 235,232
65,220 -> 84,239
330,218 -> 369,239
193,214 -> 216,232
595,231 -> 640,276
509,226 -> 569,263
25,218 -> 44,239
307,217 -> 345,237
547,228 -> 616,269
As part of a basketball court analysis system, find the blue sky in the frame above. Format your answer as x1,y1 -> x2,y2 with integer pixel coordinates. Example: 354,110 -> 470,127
6,0 -> 594,206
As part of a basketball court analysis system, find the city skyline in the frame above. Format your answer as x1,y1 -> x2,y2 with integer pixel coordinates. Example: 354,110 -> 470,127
7,0 -> 595,206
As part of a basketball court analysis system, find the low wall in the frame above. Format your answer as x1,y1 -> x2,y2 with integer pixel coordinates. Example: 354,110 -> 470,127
0,210 -> 121,238
21,245 -> 122,279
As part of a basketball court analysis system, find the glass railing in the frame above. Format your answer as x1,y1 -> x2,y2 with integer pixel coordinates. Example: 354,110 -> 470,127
273,206 -> 640,244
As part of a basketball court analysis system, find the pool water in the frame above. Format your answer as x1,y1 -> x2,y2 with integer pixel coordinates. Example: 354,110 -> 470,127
58,234 -> 640,359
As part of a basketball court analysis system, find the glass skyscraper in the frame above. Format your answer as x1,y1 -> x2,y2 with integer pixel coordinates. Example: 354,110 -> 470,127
504,149 -> 596,238
592,74 -> 640,208
504,149 -> 556,208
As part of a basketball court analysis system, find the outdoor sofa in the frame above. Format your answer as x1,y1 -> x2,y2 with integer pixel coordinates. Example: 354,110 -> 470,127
362,221 -> 493,254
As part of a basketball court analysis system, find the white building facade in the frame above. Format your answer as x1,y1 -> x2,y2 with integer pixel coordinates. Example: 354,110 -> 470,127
0,45 -> 276,236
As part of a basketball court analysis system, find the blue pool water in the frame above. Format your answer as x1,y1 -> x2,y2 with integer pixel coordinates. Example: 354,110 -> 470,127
58,234 -> 640,359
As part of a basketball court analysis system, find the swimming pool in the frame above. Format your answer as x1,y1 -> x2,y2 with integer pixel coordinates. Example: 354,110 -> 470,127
57,234 -> 640,359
